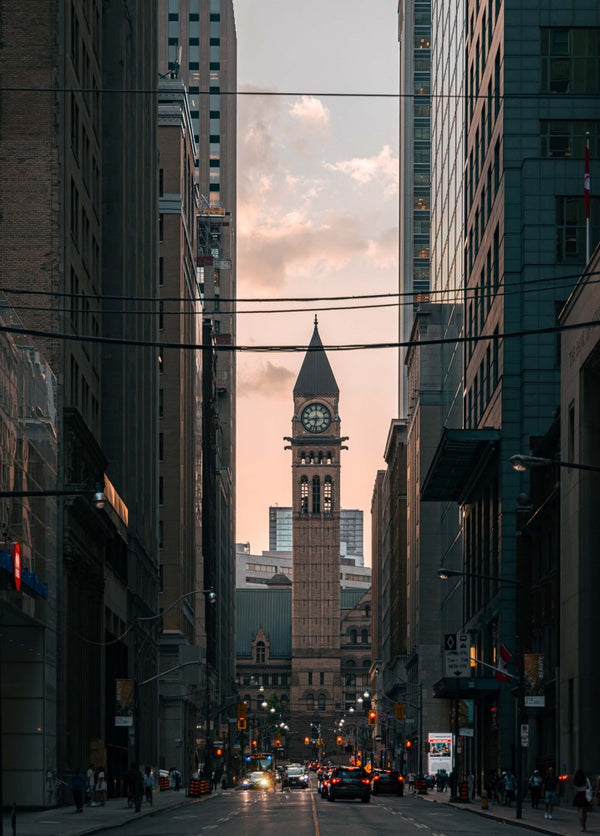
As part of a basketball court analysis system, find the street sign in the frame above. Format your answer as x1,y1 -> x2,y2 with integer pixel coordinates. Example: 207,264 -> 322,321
444,633 -> 470,677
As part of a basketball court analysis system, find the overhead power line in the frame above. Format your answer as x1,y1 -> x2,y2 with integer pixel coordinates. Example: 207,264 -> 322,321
0,317 -> 599,354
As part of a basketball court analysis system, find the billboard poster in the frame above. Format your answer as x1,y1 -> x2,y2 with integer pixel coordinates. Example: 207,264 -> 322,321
428,732 -> 453,775
524,653 -> 545,707
115,678 -> 134,727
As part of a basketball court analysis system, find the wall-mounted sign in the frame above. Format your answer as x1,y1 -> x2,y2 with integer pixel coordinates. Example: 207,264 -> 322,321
12,542 -> 21,591
0,544 -> 49,599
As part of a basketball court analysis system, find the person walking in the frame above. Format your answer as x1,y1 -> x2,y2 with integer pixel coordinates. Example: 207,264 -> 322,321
573,769 -> 592,832
69,767 -> 86,812
86,764 -> 96,806
528,769 -> 542,808
95,767 -> 107,806
504,770 -> 516,807
543,766 -> 559,819
144,767 -> 154,804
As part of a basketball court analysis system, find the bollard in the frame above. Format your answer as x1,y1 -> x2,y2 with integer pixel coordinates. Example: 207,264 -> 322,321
481,789 -> 488,810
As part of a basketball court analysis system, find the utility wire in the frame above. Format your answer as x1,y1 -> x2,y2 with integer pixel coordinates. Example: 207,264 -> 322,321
0,317 -> 599,353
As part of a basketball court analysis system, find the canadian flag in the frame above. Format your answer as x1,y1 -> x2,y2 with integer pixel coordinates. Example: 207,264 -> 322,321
585,138 -> 591,221
496,643 -> 512,682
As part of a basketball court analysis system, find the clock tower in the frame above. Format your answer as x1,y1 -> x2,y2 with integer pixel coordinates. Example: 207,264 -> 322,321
285,318 -> 346,760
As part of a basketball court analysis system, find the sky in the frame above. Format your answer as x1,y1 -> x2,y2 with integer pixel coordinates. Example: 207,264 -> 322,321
233,1 -> 400,562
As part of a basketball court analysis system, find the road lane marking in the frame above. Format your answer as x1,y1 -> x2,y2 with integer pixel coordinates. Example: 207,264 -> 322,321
310,789 -> 320,836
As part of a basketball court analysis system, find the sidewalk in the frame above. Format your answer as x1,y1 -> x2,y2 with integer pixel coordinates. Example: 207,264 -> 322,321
419,789 -> 593,836
0,788 -> 214,836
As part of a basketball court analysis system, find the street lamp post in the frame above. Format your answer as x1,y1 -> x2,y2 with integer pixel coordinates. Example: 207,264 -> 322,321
133,588 -> 216,783
509,454 -> 600,473
438,567 -> 524,819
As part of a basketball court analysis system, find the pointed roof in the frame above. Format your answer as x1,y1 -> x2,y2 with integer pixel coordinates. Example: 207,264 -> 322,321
293,317 -> 339,396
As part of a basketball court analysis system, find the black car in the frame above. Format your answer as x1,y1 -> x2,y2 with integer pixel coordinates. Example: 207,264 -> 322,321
327,766 -> 371,803
371,769 -> 404,796
284,766 -> 310,789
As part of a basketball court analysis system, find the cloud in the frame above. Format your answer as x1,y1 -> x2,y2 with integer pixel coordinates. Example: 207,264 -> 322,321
289,96 -> 330,128
323,144 -> 398,195
237,359 -> 295,397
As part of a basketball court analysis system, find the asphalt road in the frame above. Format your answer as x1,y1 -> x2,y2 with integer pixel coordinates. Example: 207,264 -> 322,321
90,784 -> 545,836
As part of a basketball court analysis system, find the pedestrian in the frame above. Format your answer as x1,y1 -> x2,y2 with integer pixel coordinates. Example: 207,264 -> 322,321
573,769 -> 592,832
528,769 -> 542,808
86,763 -> 96,806
221,765 -> 228,789
174,767 -> 181,791
95,767 -> 107,806
69,767 -> 86,812
46,769 -> 56,806
468,770 -> 475,800
407,771 -> 415,793
504,770 -> 515,807
543,766 -> 559,819
211,769 -> 217,791
144,767 -> 154,804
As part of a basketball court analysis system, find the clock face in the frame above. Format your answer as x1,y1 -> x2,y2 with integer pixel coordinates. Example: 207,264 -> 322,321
301,402 -> 331,433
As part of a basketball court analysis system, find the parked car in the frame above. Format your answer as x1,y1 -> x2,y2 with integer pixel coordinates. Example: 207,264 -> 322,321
371,769 -> 404,796
241,771 -> 274,791
283,766 -> 310,789
327,765 -> 371,803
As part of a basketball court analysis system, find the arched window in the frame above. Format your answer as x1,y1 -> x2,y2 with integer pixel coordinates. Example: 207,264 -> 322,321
300,451 -> 306,465
306,694 -> 314,711
312,475 -> 320,514
345,672 -> 356,686
300,476 -> 308,514
256,641 -> 266,663
349,629 -> 357,644
324,476 -> 333,515
318,693 -> 326,711
326,451 -> 333,464
361,629 -> 369,644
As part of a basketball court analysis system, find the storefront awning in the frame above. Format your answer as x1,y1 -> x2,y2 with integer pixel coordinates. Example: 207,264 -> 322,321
421,428 -> 500,503
433,676 -> 500,700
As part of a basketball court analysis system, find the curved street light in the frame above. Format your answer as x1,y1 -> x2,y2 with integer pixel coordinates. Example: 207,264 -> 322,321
510,454 -> 600,473
438,567 -> 520,586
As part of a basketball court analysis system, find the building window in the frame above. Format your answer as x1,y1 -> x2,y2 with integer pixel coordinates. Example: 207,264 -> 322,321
312,475 -> 320,514
540,120 -> 600,157
308,672 -> 313,685
323,477 -> 333,515
361,629 -> 368,644
320,672 -> 325,686
300,477 -> 308,514
350,629 -> 357,644
256,641 -> 266,663
556,196 -> 600,261
306,694 -> 314,711
542,28 -> 600,93
159,389 -> 164,418
318,694 -> 326,711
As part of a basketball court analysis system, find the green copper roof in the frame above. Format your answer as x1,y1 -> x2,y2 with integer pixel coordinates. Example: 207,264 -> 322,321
236,588 -> 292,658
293,318 -> 339,396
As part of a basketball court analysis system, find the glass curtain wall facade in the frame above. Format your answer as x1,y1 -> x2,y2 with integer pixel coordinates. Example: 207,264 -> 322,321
398,1 -> 432,416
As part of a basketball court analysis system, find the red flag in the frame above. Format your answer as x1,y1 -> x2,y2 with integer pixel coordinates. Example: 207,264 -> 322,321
585,139 -> 590,220
496,643 -> 512,682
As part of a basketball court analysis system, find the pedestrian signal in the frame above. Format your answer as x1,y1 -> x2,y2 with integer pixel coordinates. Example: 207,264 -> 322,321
368,709 -> 377,726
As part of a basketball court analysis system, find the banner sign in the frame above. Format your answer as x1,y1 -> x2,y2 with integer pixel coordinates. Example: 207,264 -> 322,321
523,653 -> 545,707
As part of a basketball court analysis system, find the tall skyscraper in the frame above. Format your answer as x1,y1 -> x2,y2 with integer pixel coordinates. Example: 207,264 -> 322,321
423,0 -> 600,777
398,0 -> 432,416
0,0 -> 159,797
157,0 -> 237,775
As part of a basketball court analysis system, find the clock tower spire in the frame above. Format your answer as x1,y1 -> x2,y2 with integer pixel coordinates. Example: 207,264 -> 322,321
285,320 -> 346,760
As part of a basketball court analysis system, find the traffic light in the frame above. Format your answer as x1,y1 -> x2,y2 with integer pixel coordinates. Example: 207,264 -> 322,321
395,702 -> 405,721
336,735 -> 343,746
405,739 -> 412,749
237,702 -> 247,731
304,736 -> 310,745
368,709 -> 377,726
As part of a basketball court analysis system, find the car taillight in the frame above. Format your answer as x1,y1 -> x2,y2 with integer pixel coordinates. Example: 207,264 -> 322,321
398,776 -> 404,782
361,778 -> 371,785
373,775 -> 380,781
331,777 -> 342,784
